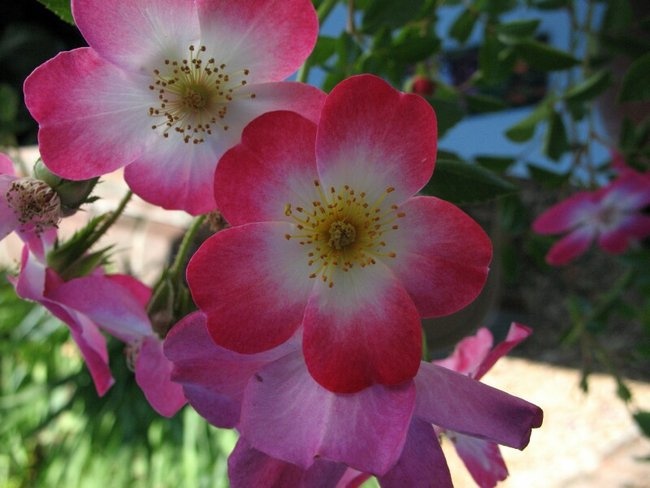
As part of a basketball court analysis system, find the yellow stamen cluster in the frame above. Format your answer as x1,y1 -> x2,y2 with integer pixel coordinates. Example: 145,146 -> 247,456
284,180 -> 405,288
148,44 -> 256,144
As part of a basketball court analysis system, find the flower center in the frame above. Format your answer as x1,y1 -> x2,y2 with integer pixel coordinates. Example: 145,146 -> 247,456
328,220 -> 356,250
5,178 -> 61,234
148,44 -> 256,144
284,181 -> 404,288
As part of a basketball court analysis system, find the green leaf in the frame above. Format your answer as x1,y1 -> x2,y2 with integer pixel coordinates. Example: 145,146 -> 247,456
496,19 -> 540,38
449,9 -> 478,44
565,70 -> 612,103
391,27 -> 440,64
544,110 -> 569,160
475,0 -> 517,15
504,103 -> 549,142
422,159 -> 517,204
465,93 -> 508,113
514,40 -> 579,71
479,31 -> 507,82
309,36 -> 337,65
362,0 -> 426,33
619,52 -> 650,102
36,0 -> 74,25
475,155 -> 515,173
428,97 -> 465,137
531,0 -> 569,9
633,411 -> 650,438
527,164 -> 570,188
0,84 -> 18,122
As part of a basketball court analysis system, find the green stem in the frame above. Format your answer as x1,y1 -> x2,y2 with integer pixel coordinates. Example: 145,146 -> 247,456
168,215 -> 206,280
86,189 -> 133,251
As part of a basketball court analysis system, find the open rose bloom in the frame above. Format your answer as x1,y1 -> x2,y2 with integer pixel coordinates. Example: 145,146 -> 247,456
24,0 -> 324,214
187,75 -> 493,393
533,171 -> 650,265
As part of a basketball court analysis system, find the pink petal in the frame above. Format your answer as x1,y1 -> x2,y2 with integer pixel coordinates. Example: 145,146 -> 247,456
239,351 -> 415,475
316,75 -> 436,204
378,418 -> 452,488
0,174 -> 19,240
124,134 -> 223,215
13,248 -> 114,395
603,171 -> 650,212
105,274 -> 152,308
187,223 -> 313,353
196,0 -> 318,83
164,312 -> 296,428
303,263 -> 421,393
434,327 -> 494,376
214,110 -> 320,225
48,275 -> 152,342
24,48 -> 152,180
598,214 -> 650,254
474,322 -> 531,380
414,362 -> 543,449
0,153 -> 15,174
386,196 -> 492,317
452,433 -> 508,488
545,225 -> 596,265
228,437 -> 348,488
135,336 -> 186,417
532,191 -> 599,235
72,0 -> 199,73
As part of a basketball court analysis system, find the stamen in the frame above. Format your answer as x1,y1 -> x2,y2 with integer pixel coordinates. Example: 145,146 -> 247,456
147,44 -> 254,143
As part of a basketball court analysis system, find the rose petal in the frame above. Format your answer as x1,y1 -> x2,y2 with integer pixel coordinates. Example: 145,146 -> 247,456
135,336 -> 186,417
187,222 -> 313,353
215,110 -> 320,225
316,74 -> 436,204
24,48 -> 152,180
72,0 -> 199,73
386,196 -> 492,317
240,351 -> 415,475
196,0 -> 317,83
303,263 -> 421,392
415,362 -> 543,449
452,433 -> 508,488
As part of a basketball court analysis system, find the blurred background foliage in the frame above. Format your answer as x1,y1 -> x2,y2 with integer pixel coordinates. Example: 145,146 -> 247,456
1,0 -> 649,486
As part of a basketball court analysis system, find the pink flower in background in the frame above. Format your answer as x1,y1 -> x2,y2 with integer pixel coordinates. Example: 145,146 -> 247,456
434,323 -> 532,488
164,313 -> 543,485
24,0 -> 324,214
533,172 -> 650,265
0,153 -> 61,253
11,238 -> 185,416
188,75 -> 492,393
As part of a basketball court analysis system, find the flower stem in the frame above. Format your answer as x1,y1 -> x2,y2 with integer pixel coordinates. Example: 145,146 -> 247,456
169,215 -> 206,280
86,189 -> 133,251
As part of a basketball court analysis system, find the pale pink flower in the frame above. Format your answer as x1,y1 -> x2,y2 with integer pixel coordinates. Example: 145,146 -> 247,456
12,237 -> 185,416
24,0 -> 325,214
533,172 -> 650,265
188,75 -> 492,393
164,313 -> 543,485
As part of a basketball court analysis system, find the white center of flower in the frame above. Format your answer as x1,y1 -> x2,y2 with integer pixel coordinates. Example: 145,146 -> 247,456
284,181 -> 405,288
5,178 -> 61,233
148,44 -> 255,144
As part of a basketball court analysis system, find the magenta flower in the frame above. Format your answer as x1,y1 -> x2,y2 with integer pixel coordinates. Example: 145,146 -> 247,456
433,323 -> 532,488
23,0 -> 325,215
188,74 -> 493,392
0,153 -> 61,253
12,239 -> 185,416
533,171 -> 650,265
164,312 -> 543,484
